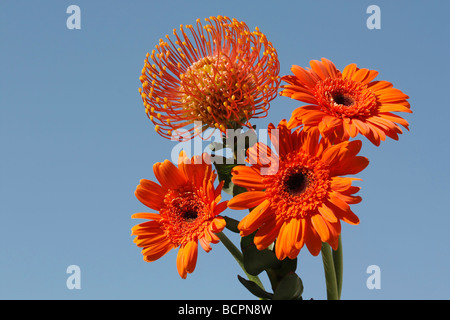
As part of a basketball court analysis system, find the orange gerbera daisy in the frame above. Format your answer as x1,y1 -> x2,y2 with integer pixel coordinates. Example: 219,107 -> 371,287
228,121 -> 369,259
131,152 -> 227,278
139,15 -> 280,141
280,58 -> 411,146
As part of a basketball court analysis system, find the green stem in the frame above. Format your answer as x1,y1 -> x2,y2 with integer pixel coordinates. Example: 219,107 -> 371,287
332,235 -> 343,299
217,231 -> 265,291
321,242 -> 339,300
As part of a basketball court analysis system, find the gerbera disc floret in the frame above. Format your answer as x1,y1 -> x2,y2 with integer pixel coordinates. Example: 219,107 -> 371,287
139,16 -> 280,140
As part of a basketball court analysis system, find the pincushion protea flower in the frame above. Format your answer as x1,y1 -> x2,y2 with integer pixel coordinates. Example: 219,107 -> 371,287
131,152 -> 227,278
227,121 -> 369,259
280,58 -> 411,146
138,15 -> 280,140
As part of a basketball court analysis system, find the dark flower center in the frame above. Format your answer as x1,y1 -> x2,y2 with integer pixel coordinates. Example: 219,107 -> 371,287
332,92 -> 355,107
285,172 -> 309,196
182,210 -> 198,222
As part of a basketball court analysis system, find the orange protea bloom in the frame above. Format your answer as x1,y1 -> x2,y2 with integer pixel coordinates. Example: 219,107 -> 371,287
131,152 -> 227,278
228,121 -> 369,259
280,58 -> 412,146
138,15 -> 280,140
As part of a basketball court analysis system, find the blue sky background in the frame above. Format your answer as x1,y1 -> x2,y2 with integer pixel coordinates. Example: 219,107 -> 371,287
1,0 -> 449,300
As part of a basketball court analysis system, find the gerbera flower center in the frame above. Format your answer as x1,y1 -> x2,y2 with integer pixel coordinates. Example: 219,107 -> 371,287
160,186 -> 210,245
314,78 -> 378,118
263,151 -> 331,220
179,55 -> 254,131
182,210 -> 198,222
283,171 -> 309,196
332,92 -> 355,107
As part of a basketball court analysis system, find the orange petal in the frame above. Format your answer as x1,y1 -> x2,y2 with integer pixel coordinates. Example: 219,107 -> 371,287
291,65 -> 318,88
131,212 -> 162,220
142,238 -> 174,262
199,237 -> 211,252
321,58 -> 340,79
254,215 -> 282,250
321,140 -> 362,167
210,216 -> 226,233
352,119 -> 370,136
231,166 -> 264,190
318,203 -> 338,223
368,80 -> 393,91
135,231 -> 167,247
375,88 -> 409,102
238,200 -> 271,235
131,220 -> 162,236
153,160 -> 187,189
304,219 -> 322,256
310,59 -> 331,80
342,63 -> 357,80
228,191 -> 266,210
311,214 -> 330,242
139,179 -> 165,194
213,201 -> 228,216
361,70 -> 379,84
378,113 -> 410,130
378,103 -> 412,114
351,68 -> 370,83
176,241 -> 198,279
275,218 -> 302,260
135,185 -> 165,211
290,92 -> 318,104
326,196 -> 360,225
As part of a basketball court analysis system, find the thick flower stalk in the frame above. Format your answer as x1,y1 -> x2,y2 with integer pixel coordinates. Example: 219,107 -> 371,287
131,151 -> 227,278
228,120 -> 369,260
280,58 -> 411,146
138,15 -> 280,140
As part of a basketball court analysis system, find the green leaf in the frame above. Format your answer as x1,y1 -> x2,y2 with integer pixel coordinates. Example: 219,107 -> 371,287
279,257 -> 297,278
241,234 -> 282,276
213,156 -> 241,195
223,216 -> 240,233
272,273 -> 303,300
237,275 -> 273,300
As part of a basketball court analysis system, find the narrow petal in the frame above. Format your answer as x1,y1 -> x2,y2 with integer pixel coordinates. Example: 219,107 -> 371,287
254,215 -> 282,250
131,212 -> 162,220
176,246 -> 187,278
329,155 -> 370,176
231,166 -> 264,190
368,80 -> 393,91
238,200 -> 272,235
351,68 -> 370,83
227,191 -> 266,210
210,216 -> 226,233
342,63 -> 357,79
135,185 -> 165,211
290,91 -> 318,104
291,65 -> 318,88
304,219 -> 322,256
318,203 -> 338,223
153,160 -> 187,189
310,59 -> 331,80
183,241 -> 198,274
275,218 -> 301,260
311,214 -> 330,242
325,198 -> 360,225
142,239 -> 174,263
213,201 -> 228,216
321,58 -> 340,79
378,103 -> 412,114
